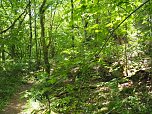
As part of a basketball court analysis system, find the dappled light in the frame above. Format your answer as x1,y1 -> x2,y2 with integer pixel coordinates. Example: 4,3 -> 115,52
0,0 -> 152,113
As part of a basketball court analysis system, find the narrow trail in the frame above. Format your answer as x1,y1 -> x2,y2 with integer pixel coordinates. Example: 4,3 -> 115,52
0,82 -> 33,114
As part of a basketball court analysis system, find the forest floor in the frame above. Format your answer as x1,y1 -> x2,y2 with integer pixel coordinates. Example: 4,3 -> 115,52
0,81 -> 33,114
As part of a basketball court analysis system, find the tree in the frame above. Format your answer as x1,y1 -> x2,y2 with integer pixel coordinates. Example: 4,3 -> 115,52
0,0 -> 151,113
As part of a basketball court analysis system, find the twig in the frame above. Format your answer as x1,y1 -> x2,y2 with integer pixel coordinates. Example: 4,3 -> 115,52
95,0 -> 150,56
0,3 -> 30,34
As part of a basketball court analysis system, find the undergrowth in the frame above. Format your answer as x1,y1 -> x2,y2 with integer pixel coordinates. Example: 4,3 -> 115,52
28,60 -> 152,114
0,62 -> 28,111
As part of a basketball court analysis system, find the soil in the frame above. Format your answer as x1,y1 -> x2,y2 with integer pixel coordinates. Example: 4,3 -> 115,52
0,82 -> 33,114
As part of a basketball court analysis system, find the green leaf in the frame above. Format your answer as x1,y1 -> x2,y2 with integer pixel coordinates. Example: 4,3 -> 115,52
48,78 -> 57,84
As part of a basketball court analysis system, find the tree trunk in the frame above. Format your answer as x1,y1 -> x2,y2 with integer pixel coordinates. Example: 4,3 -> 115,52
34,0 -> 40,70
1,44 -> 5,62
28,0 -> 33,69
39,0 -> 50,74
10,44 -> 15,60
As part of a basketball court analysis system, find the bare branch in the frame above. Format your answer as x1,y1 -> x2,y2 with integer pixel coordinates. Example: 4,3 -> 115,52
0,3 -> 30,34
95,0 -> 150,57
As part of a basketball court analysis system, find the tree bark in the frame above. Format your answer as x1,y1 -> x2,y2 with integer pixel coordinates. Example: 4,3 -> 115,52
1,44 -> 5,62
34,0 -> 40,70
28,0 -> 33,69
39,0 -> 50,74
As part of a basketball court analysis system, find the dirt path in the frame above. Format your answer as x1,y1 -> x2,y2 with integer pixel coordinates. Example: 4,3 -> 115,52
0,82 -> 33,114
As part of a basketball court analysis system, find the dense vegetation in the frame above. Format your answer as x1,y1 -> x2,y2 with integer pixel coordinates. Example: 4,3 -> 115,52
0,62 -> 28,110
0,0 -> 152,113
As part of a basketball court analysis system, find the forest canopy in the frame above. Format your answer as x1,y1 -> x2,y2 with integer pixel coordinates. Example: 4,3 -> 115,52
0,0 -> 152,113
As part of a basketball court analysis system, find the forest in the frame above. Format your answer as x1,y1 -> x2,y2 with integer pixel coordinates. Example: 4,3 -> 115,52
0,0 -> 152,114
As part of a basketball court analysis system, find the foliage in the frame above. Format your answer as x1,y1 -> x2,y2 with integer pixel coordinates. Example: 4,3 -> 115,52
0,61 -> 28,111
0,0 -> 152,113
